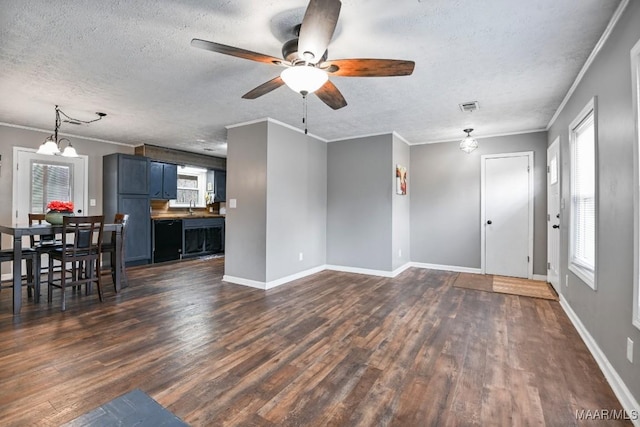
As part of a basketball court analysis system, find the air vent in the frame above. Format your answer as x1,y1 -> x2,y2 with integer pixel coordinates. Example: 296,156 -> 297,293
459,101 -> 479,113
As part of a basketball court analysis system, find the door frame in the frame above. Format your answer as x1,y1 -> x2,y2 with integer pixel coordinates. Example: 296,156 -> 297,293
480,151 -> 534,279
12,146 -> 89,221
547,137 -> 561,292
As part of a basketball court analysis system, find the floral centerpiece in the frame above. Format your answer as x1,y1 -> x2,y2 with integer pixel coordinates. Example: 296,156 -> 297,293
45,200 -> 74,225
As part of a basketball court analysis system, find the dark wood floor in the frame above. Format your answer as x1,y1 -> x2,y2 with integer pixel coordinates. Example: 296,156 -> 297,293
0,258 -> 629,426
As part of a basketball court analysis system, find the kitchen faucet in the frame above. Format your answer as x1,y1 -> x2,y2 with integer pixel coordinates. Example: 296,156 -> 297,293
188,200 -> 194,215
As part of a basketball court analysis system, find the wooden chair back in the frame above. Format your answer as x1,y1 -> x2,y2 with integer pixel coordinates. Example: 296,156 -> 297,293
28,213 -> 56,246
60,215 -> 104,261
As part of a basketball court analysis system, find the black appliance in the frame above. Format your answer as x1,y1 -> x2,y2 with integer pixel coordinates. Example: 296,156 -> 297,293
153,219 -> 183,263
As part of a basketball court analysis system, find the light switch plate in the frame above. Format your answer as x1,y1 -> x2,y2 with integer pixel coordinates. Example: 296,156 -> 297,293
229,199 -> 237,208
89,198 -> 96,206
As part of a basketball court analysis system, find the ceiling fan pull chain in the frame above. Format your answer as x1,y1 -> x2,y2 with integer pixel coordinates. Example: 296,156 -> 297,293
302,92 -> 308,134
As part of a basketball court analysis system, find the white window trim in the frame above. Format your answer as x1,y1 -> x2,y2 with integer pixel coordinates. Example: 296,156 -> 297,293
169,166 -> 208,208
631,38 -> 640,330
568,97 -> 598,290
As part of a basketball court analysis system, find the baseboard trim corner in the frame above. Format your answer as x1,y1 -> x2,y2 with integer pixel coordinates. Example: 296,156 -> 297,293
532,274 -> 548,282
264,266 -> 327,289
223,265 -> 327,290
410,262 -> 482,275
222,275 -> 266,290
559,296 -> 640,427
325,264 -> 398,278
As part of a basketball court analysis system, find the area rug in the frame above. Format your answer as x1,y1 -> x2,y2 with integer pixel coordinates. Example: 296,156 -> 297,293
452,272 -> 494,292
453,273 -> 558,301
62,389 -> 189,427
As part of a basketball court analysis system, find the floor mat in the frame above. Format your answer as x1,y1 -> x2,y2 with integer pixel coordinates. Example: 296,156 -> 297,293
62,389 -> 188,427
453,272 -> 558,301
452,272 -> 494,292
492,275 -> 558,300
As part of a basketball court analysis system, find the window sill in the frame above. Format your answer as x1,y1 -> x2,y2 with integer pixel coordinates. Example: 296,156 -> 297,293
569,262 -> 596,290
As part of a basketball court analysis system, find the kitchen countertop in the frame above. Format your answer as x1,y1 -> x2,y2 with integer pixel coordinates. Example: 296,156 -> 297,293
151,214 -> 225,220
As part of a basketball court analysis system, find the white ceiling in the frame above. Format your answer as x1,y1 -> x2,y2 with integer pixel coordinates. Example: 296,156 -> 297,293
0,0 -> 622,157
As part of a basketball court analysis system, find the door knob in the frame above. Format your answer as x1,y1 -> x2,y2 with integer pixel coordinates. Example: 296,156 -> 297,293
552,224 -> 559,229
487,220 -> 492,225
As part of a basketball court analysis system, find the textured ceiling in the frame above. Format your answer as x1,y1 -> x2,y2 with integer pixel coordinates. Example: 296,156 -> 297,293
0,0 -> 622,156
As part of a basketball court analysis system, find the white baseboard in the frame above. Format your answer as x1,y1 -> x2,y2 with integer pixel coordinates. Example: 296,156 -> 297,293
410,262 -> 482,274
1,273 -> 12,281
222,265 -> 327,290
560,296 -> 640,427
264,266 -> 326,289
222,275 -> 266,289
325,264 -> 404,278
532,274 -> 547,281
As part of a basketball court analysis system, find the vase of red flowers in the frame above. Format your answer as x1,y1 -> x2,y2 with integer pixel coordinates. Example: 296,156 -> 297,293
44,201 -> 75,225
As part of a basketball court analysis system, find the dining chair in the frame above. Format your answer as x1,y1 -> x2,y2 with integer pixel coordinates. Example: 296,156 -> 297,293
28,213 -> 65,273
0,248 -> 41,303
100,213 -> 129,291
47,215 -> 104,311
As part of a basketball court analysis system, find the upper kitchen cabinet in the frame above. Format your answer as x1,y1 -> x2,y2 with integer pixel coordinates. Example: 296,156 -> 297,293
113,154 -> 150,194
214,170 -> 226,202
150,161 -> 178,200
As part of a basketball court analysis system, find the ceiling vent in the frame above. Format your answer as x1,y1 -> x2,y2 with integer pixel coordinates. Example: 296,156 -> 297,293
459,101 -> 479,113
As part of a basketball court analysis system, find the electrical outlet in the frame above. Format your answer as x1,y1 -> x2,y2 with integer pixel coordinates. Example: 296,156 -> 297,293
628,338 -> 634,363
89,198 -> 96,207
398,249 -> 402,257
299,252 -> 303,261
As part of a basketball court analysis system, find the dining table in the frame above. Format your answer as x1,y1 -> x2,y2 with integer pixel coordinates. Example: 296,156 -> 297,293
0,221 -> 124,315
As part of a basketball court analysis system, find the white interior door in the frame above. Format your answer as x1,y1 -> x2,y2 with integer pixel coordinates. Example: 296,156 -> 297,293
482,152 -> 533,279
547,138 -> 561,291
13,147 -> 87,222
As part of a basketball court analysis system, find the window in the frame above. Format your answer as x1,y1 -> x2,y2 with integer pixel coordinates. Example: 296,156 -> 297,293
30,162 -> 73,213
169,166 -> 207,208
632,38 -> 640,329
569,98 -> 597,289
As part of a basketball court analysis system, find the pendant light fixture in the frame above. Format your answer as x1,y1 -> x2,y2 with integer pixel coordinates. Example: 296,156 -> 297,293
459,128 -> 478,153
37,105 -> 106,157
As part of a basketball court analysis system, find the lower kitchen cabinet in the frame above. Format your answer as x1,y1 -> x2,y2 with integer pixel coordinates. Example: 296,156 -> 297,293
182,218 -> 224,258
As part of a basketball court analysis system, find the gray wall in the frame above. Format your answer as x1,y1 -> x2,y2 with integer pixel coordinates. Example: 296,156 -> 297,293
0,124 -> 133,274
547,0 -> 640,400
392,135 -> 411,270
410,131 -> 548,274
225,121 -> 268,282
265,122 -> 327,281
327,134 -> 393,271
225,120 -> 327,284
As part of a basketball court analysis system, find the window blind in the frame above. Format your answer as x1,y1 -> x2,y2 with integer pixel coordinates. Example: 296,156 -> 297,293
30,162 -> 73,213
571,112 -> 595,272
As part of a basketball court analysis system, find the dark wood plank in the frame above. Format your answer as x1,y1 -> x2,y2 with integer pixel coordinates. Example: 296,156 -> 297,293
0,258 -> 630,426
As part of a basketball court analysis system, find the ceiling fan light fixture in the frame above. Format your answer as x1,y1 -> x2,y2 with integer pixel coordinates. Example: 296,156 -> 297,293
281,65 -> 328,94
459,128 -> 478,154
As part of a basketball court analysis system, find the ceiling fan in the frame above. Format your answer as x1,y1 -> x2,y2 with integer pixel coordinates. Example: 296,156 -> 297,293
191,0 -> 415,110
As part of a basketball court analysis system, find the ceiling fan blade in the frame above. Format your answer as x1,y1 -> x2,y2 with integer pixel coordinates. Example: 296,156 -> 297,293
298,0 -> 341,64
325,59 -> 415,77
315,80 -> 347,110
191,38 -> 283,65
242,76 -> 285,99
